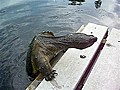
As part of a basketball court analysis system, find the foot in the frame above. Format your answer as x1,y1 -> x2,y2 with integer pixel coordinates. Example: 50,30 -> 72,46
45,70 -> 58,81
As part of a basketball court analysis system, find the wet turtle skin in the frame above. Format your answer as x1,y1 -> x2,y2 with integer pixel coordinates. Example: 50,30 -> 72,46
26,31 -> 97,81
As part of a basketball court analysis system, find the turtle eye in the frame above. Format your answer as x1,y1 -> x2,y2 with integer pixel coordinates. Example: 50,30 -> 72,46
35,57 -> 38,60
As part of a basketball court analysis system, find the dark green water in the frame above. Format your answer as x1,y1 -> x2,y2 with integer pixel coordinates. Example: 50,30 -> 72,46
0,0 -> 120,90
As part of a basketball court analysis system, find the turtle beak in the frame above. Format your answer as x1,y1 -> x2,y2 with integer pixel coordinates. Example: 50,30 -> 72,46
90,37 -> 97,43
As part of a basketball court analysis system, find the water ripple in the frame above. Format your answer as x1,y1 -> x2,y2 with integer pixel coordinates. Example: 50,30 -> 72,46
0,0 -> 120,90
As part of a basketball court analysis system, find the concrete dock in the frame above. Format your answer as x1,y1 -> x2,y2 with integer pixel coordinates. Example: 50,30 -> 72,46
26,23 -> 120,90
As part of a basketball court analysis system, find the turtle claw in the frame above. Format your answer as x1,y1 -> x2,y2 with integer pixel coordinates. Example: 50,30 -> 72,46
45,70 -> 58,81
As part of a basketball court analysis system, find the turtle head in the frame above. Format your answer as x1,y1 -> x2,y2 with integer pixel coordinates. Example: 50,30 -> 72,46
63,33 -> 97,49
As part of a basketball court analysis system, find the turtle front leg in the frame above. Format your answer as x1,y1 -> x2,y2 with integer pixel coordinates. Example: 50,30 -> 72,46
45,70 -> 58,81
39,58 -> 58,81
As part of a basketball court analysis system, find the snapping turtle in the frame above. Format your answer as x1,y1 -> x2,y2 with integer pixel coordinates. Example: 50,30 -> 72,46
26,31 -> 97,81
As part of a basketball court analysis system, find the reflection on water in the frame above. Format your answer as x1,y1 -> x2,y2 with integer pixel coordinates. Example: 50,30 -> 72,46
0,0 -> 29,10
95,0 -> 102,9
69,0 -> 85,5
0,0 -> 120,90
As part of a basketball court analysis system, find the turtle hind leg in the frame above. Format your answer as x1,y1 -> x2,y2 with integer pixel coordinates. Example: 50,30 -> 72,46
28,70 -> 40,81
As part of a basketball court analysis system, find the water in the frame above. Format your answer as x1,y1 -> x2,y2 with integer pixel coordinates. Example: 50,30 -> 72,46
0,0 -> 120,90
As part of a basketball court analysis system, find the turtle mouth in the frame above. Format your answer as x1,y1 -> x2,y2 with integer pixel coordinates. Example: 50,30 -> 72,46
79,36 -> 97,49
86,36 -> 97,47
90,37 -> 97,43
